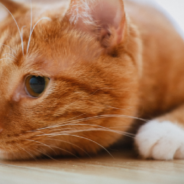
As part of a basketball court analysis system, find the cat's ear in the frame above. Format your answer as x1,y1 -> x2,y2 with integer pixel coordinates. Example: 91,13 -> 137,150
0,0 -> 24,14
66,0 -> 126,52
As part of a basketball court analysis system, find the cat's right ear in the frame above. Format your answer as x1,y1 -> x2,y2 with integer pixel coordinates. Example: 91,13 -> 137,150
0,0 -> 24,14
65,0 -> 126,53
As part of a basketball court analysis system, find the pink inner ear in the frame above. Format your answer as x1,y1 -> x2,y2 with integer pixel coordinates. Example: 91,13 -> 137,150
92,0 -> 125,29
67,0 -> 126,46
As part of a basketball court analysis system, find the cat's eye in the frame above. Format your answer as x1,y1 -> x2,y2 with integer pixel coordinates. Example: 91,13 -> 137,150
25,76 -> 50,97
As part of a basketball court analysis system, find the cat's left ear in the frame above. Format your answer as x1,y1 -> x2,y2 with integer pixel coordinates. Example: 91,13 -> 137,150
65,0 -> 126,52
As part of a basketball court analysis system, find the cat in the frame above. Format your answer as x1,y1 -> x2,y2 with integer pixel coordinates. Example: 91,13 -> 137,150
0,0 -> 184,161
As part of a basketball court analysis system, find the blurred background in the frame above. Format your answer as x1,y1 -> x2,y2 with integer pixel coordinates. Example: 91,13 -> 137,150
154,0 -> 184,38
12,0 -> 184,37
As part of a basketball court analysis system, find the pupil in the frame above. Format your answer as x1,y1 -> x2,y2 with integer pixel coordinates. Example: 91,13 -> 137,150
30,76 -> 45,94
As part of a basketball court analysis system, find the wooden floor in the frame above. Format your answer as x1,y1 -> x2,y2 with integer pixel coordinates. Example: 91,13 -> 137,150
0,150 -> 184,184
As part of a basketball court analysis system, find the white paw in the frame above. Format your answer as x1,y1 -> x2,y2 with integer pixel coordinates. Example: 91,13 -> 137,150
135,120 -> 184,160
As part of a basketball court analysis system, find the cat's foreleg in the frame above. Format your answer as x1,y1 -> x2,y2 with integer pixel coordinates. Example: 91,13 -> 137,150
135,105 -> 184,160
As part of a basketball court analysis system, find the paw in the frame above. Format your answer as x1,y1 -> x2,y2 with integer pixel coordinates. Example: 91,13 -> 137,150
135,120 -> 184,160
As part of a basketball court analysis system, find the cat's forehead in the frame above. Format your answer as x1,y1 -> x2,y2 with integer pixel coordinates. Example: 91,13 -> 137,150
0,0 -> 102,76
0,2 -> 68,64
30,1 -> 69,22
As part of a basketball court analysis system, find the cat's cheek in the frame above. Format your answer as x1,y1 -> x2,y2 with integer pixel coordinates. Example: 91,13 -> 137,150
135,120 -> 184,160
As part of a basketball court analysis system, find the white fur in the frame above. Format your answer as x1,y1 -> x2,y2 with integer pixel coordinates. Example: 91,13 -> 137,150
135,120 -> 184,160
69,0 -> 95,25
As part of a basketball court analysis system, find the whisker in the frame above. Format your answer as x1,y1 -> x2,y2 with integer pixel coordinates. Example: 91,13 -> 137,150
33,148 -> 57,161
16,144 -> 37,160
97,114 -> 147,122
0,3 -> 24,55
21,25 -> 26,53
65,134 -> 114,158
40,127 -> 135,138
55,112 -> 88,127
26,17 -> 51,53
26,139 -> 56,152
30,0 -> 33,44
39,134 -> 114,158
27,0 -> 33,54
26,139 -> 78,158
44,123 -> 135,137
34,114 -> 147,132
44,138 -> 91,157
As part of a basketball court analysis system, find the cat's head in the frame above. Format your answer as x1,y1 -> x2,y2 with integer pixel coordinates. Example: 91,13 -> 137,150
0,0 -> 142,160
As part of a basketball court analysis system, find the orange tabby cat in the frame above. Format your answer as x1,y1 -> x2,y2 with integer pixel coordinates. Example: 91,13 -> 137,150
0,0 -> 184,160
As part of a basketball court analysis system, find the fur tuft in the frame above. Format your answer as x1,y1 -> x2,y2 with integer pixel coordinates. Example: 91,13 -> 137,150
69,0 -> 95,25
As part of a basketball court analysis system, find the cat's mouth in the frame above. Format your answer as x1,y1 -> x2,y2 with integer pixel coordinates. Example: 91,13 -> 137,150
0,131 -> 44,160
0,113 -> 134,161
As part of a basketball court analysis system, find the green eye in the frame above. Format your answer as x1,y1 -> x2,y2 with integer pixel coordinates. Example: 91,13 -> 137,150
25,76 -> 50,97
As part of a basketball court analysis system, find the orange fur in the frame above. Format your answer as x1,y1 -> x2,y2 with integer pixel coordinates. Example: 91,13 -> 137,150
0,0 -> 184,160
